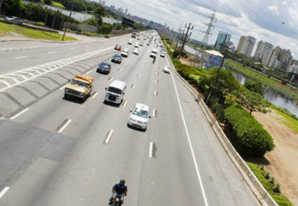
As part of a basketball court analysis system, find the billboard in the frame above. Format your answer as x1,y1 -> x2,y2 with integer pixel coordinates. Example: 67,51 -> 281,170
122,18 -> 134,27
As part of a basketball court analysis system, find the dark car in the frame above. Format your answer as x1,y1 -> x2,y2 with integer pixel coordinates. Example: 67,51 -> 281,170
111,54 -> 122,64
114,44 -> 121,51
97,62 -> 111,74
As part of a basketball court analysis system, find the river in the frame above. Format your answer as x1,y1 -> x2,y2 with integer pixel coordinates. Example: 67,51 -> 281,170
230,69 -> 298,117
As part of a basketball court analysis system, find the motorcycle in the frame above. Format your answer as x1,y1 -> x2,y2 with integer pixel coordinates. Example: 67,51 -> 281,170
153,58 -> 156,64
110,193 -> 124,206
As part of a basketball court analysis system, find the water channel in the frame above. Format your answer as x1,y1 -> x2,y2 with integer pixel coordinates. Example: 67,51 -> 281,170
230,69 -> 298,117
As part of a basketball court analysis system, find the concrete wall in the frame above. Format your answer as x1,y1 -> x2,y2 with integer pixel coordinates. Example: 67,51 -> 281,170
65,22 -> 98,34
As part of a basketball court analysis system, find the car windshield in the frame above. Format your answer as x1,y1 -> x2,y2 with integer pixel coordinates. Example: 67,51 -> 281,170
151,50 -> 157,54
71,79 -> 88,87
108,87 -> 122,94
100,63 -> 109,68
132,108 -> 148,118
114,55 -> 120,58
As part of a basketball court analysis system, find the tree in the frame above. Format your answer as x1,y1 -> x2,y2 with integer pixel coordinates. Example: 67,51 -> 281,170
1,0 -> 23,16
244,80 -> 264,96
232,88 -> 268,114
94,5 -> 106,17
44,0 -> 53,5
198,68 -> 241,99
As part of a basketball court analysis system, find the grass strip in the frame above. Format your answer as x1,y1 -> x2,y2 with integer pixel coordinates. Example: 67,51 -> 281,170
0,21 -> 76,41
246,162 -> 293,206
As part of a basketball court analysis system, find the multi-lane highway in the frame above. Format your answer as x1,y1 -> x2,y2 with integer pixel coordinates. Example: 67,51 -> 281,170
0,32 -> 260,206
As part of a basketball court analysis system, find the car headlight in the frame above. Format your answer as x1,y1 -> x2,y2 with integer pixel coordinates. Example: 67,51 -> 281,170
130,118 -> 135,122
65,88 -> 69,92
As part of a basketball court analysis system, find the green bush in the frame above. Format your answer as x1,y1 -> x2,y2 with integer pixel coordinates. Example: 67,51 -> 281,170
225,104 -> 275,157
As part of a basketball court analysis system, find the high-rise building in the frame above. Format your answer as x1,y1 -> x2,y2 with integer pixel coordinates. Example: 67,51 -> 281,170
102,1 -> 105,6
236,35 -> 256,57
253,41 -> 273,65
125,9 -> 128,15
214,31 -> 231,51
268,46 -> 292,70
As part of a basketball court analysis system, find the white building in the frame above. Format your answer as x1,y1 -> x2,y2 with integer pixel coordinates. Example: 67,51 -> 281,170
236,35 -> 256,57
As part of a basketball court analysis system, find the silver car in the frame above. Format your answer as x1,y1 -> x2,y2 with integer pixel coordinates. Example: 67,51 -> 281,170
4,16 -> 24,24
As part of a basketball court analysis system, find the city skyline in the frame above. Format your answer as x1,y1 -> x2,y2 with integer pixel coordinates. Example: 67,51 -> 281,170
103,0 -> 298,59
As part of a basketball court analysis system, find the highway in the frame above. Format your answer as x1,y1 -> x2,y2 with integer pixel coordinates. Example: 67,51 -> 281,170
0,32 -> 260,206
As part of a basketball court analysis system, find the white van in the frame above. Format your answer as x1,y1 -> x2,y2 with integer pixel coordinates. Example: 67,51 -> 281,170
104,80 -> 127,104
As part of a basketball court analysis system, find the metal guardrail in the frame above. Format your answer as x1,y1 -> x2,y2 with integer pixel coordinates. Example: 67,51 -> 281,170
166,53 -> 279,206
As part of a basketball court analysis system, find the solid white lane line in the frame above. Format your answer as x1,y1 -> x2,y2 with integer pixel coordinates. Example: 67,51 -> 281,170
108,77 -> 114,81
0,187 -> 10,199
137,74 -> 140,77
149,142 -> 154,158
14,56 -> 26,59
58,119 -> 72,133
48,51 -> 56,54
154,91 -> 158,96
167,57 -> 209,206
10,108 -> 29,120
118,68 -> 122,72
91,92 -> 98,99
85,70 -> 91,75
122,100 -> 127,108
104,129 -> 114,144
131,84 -> 135,88
155,80 -> 158,83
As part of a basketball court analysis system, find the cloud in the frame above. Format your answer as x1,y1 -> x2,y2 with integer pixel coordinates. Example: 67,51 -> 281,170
104,0 -> 298,58
267,5 -> 280,16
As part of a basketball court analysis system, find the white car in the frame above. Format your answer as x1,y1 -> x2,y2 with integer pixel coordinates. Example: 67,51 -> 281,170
163,65 -> 171,74
128,39 -> 133,45
121,49 -> 129,57
139,42 -> 144,46
160,52 -> 166,57
134,43 -> 139,48
128,103 -> 151,131
133,49 -> 139,55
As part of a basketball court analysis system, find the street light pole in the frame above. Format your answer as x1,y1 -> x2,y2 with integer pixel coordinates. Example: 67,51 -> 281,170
205,45 -> 228,104
62,3 -> 74,41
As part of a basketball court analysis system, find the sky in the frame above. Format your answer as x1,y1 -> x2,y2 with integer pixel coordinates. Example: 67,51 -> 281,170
103,0 -> 298,59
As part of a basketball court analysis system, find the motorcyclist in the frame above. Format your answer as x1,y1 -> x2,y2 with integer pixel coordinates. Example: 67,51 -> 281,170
109,179 -> 128,205
153,56 -> 156,63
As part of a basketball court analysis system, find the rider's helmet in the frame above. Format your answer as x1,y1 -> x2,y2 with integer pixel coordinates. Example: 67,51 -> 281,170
120,179 -> 125,185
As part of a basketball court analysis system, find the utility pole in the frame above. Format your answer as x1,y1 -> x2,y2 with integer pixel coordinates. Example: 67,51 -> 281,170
179,22 -> 194,56
62,3 -> 74,41
205,44 -> 228,104
197,11 -> 217,68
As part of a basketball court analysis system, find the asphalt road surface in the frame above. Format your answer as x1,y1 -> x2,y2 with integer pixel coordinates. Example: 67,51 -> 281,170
0,32 -> 260,206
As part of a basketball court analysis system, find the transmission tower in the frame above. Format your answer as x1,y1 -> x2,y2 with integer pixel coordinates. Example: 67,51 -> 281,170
194,12 -> 217,68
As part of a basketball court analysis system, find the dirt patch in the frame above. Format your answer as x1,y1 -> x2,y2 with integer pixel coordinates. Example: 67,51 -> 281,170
252,111 -> 298,205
